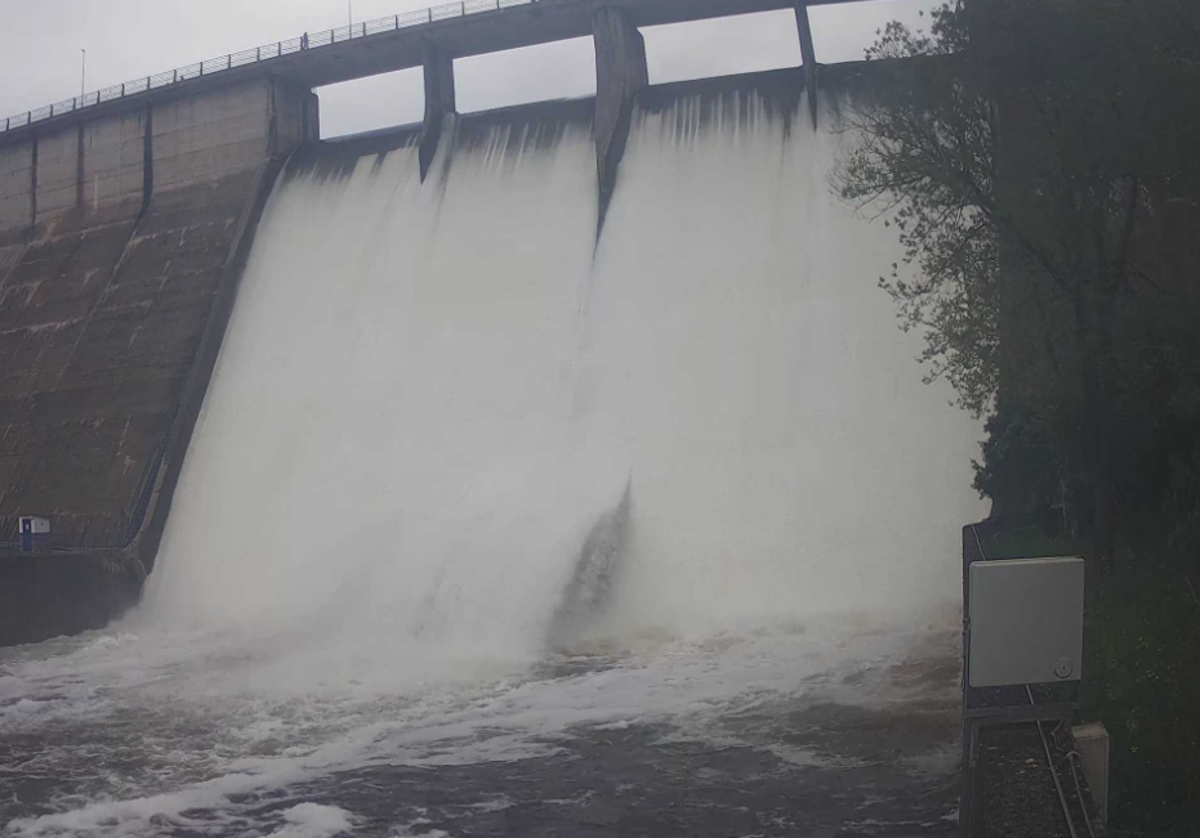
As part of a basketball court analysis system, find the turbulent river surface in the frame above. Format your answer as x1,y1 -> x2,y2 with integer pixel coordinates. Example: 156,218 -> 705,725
1,611 -> 966,837
2,77 -> 985,837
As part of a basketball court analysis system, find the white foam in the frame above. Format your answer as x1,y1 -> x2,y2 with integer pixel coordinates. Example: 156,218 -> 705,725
267,803 -> 356,838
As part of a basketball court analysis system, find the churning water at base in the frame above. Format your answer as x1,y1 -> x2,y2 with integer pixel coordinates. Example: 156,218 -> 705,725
1,82 -> 986,837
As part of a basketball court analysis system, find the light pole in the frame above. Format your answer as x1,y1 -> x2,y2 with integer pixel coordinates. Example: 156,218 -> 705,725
80,49 -> 86,102
348,1 -> 353,29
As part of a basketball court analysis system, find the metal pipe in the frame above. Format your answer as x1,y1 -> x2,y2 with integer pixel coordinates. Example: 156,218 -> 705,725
1027,686 -> 1080,838
1067,752 -> 1098,838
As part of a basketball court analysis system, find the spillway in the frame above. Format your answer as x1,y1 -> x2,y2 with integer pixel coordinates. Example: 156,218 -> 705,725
1,73 -> 987,837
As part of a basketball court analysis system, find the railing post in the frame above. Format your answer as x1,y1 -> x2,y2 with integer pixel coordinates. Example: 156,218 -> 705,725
174,69 -> 178,83
146,76 -> 151,90
461,1 -> 466,14
257,46 -> 262,61
121,83 -> 126,96
227,55 -> 232,69
428,7 -> 433,22
395,14 -> 399,28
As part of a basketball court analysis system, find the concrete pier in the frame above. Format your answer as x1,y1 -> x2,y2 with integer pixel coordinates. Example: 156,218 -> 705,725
420,43 -> 458,180
793,3 -> 820,129
593,7 -> 648,233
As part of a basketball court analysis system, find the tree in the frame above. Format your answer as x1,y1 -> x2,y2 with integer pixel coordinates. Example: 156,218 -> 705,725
834,0 -> 1200,558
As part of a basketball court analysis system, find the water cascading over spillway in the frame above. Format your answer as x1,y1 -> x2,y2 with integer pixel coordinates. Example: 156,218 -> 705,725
0,76 -> 996,838
144,79 -> 985,680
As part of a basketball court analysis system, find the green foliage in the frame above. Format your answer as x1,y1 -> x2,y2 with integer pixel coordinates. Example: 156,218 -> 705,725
971,401 -> 1061,516
1082,553 -> 1200,834
833,1 -> 1200,829
834,0 -> 1200,527
834,6 -> 998,417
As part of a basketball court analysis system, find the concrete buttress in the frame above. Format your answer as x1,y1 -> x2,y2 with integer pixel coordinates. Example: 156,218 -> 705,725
592,7 -> 647,236
420,42 -> 457,181
793,3 -> 819,130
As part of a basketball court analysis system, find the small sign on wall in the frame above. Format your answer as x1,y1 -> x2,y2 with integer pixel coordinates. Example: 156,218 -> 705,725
18,515 -> 51,552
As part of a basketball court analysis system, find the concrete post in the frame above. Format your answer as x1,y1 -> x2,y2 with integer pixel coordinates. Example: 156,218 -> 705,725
793,3 -> 819,130
592,7 -> 647,235
1072,723 -> 1109,827
419,41 -> 457,181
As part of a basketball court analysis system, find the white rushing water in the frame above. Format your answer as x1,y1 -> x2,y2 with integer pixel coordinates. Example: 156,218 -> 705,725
1,86 -> 987,837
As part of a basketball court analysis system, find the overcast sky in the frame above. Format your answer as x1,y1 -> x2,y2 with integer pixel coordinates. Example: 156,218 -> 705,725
0,0 -> 933,139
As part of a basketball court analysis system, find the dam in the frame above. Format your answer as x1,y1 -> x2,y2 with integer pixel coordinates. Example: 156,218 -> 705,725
1,1 -> 987,834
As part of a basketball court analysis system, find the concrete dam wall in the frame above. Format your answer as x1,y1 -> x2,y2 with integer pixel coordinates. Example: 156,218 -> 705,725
142,69 -> 983,655
0,15 -> 1002,825
0,2 -> 984,648
0,78 -> 316,644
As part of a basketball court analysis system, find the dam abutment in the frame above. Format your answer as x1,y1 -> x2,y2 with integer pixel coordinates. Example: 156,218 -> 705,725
0,77 -> 315,645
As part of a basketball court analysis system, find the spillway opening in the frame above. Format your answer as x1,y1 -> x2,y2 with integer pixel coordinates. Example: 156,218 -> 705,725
316,67 -> 424,139
454,37 -> 596,113
640,10 -> 802,86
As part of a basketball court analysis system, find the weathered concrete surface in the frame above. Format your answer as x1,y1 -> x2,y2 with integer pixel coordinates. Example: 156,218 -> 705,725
81,112 -> 150,227
0,78 -> 314,646
0,555 -> 143,646
31,128 -> 81,231
0,143 -> 34,246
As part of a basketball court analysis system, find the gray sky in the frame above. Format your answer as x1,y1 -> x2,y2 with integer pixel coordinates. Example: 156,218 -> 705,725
0,0 -> 934,139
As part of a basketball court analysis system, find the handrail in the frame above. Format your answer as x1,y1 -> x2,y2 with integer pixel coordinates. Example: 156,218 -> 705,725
1,0 -> 537,135
0,422 -> 172,557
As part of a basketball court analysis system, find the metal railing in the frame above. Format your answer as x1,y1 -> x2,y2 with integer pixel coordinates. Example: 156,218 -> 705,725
0,426 -> 171,557
1,0 -> 540,135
